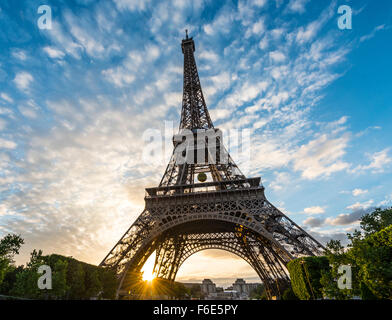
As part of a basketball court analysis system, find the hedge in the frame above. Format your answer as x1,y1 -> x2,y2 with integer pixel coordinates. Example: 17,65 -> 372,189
287,256 -> 330,300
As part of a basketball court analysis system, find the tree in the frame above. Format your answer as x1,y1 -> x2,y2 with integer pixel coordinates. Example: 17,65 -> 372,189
10,249 -> 45,299
172,282 -> 190,300
249,284 -> 265,300
320,207 -> 392,300
66,259 -> 85,299
99,268 -> 118,299
360,208 -> 392,236
0,234 -> 24,286
50,259 -> 69,299
0,234 -> 24,259
347,225 -> 392,299
84,266 -> 102,299
0,265 -> 24,295
190,284 -> 202,299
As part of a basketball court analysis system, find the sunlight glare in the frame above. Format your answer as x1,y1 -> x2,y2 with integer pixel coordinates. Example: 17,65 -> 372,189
141,251 -> 156,282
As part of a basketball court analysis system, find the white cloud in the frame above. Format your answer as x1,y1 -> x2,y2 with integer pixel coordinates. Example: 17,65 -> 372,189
346,200 -> 374,211
67,19 -> 105,58
252,19 -> 265,34
216,81 -> 268,119
199,50 -> 219,63
204,72 -> 231,99
251,0 -> 267,7
293,133 -> 350,179
11,50 -> 27,61
18,100 -> 40,119
360,25 -> 386,43
19,106 -> 37,119
269,172 -> 290,191
0,93 -> 14,103
43,46 -> 65,59
354,148 -> 392,173
203,8 -> 234,36
352,188 -> 368,197
0,138 -> 17,149
209,108 -> 232,121
295,3 -> 334,44
46,22 -> 83,59
13,72 -> 34,91
303,206 -> 325,215
102,68 -> 135,88
259,37 -> 268,49
379,194 -> 392,206
114,0 -> 150,11
269,51 -> 286,63
0,119 -> 6,131
286,0 -> 310,13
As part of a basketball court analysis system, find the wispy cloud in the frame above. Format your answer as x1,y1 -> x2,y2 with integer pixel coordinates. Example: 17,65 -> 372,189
352,188 -> 368,197
360,24 -> 387,42
13,72 -> 33,91
286,0 -> 310,14
303,206 -> 325,215
353,148 -> 392,173
43,46 -> 65,59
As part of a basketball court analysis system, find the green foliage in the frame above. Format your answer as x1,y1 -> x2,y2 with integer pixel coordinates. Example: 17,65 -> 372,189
0,265 -> 23,295
189,284 -> 202,299
281,286 -> 299,300
84,266 -> 102,298
45,254 -> 117,299
320,239 -> 359,300
6,252 -> 117,300
0,234 -> 24,286
9,249 -> 45,299
347,225 -> 392,299
0,234 -> 24,259
98,268 -> 118,299
360,282 -> 378,300
249,283 -> 266,300
360,208 -> 392,236
51,259 -> 69,299
172,282 -> 190,299
320,208 -> 392,300
287,256 -> 330,300
66,259 -> 85,299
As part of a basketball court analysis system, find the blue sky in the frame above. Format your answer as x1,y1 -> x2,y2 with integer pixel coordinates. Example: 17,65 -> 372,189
0,0 -> 392,285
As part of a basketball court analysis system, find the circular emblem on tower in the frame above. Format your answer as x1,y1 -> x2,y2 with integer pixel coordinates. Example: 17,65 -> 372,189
197,172 -> 207,182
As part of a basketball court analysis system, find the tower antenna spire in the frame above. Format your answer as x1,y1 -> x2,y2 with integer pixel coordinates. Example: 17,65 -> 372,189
185,29 -> 188,39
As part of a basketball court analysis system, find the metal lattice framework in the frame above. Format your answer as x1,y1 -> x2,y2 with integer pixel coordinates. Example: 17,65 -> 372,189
100,32 -> 324,299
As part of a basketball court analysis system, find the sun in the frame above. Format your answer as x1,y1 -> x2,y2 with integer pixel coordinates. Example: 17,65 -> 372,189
141,251 -> 156,282
143,272 -> 156,282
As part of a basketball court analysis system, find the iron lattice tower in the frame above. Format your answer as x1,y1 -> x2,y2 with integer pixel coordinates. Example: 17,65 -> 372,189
100,32 -> 324,299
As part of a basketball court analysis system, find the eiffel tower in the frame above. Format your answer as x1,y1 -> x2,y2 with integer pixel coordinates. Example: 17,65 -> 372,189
100,31 -> 324,299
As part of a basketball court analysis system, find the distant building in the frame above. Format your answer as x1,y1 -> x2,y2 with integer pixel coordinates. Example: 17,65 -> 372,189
201,279 -> 217,295
232,279 -> 260,296
180,279 -> 262,300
